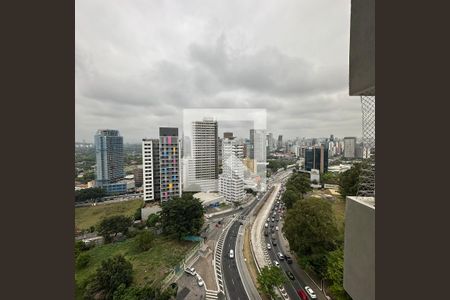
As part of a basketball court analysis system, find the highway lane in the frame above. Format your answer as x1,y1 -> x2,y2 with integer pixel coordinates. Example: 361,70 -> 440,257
222,221 -> 249,300
221,169 -> 293,300
221,194 -> 262,300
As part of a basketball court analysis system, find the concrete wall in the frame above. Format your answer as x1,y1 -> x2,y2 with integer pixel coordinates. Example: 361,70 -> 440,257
344,196 -> 375,300
349,0 -> 375,95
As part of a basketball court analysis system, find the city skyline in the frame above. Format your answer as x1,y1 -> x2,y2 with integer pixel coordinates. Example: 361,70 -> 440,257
76,0 -> 362,143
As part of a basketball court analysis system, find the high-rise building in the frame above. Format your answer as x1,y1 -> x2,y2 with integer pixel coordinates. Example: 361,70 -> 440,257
159,127 -> 181,201
133,166 -> 143,187
304,145 -> 328,173
219,137 -> 245,202
94,130 -> 125,192
344,137 -> 357,158
191,119 -> 219,191
277,135 -> 283,149
250,129 -> 266,161
142,139 -> 160,202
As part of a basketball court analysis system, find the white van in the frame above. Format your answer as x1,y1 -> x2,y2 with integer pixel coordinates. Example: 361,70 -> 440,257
229,249 -> 234,259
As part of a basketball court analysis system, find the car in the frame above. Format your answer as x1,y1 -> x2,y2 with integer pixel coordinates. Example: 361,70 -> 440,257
271,228 -> 275,233
273,260 -> 280,267
305,286 -> 317,299
229,249 -> 234,259
271,218 -> 275,222
284,255 -> 293,264
265,222 -> 268,228
267,243 -> 272,250
264,230 -> 269,236
285,270 -> 295,280
276,226 -> 279,231
267,217 -> 270,221
270,223 -> 274,228
277,252 -> 284,260
196,274 -> 204,287
297,289 -> 308,300
184,267 -> 197,276
272,240 -> 277,246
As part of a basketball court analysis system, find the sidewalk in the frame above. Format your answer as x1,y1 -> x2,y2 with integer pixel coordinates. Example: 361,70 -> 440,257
250,183 -> 281,269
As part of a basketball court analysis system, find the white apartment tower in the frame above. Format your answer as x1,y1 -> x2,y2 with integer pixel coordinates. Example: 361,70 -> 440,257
219,138 -> 245,202
191,119 -> 219,191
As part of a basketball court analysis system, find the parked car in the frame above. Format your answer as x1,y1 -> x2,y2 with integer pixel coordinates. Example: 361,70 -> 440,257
229,249 -> 234,259
184,267 -> 197,276
265,222 -> 268,228
275,226 -> 279,231
196,274 -> 204,287
297,289 -> 308,300
267,243 -> 272,250
305,286 -> 317,299
285,270 -> 295,280
273,260 -> 280,267
277,252 -> 284,260
272,240 -> 277,246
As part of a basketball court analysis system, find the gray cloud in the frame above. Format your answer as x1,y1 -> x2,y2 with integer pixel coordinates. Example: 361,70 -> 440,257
76,0 -> 361,143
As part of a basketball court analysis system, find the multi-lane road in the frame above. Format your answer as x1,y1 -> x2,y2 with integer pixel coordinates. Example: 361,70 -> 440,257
221,169 -> 294,300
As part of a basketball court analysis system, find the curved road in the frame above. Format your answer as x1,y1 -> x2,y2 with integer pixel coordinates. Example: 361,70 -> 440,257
221,170 -> 292,300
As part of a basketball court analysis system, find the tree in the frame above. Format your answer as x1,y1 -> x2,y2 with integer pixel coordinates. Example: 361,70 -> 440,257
325,247 -> 352,300
321,172 -> 340,185
160,194 -> 205,239
146,213 -> 160,228
97,215 -> 133,243
281,189 -> 299,209
339,163 -> 362,199
76,253 -> 91,269
135,230 -> 155,252
133,207 -> 142,221
257,266 -> 286,298
75,240 -> 88,258
75,187 -> 107,202
84,255 -> 133,300
285,172 -> 312,198
283,197 -> 339,277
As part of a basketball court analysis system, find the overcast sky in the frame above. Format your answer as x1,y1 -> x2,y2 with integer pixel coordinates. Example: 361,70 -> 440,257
76,0 -> 361,143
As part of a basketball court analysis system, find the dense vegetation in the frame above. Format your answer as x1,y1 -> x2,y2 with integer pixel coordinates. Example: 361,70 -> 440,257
283,197 -> 339,277
160,194 -> 205,239
97,215 -> 133,243
267,158 -> 297,172
321,172 -> 340,185
280,172 -> 312,208
281,172 -> 352,300
257,266 -> 286,298
339,163 -> 362,198
75,187 -> 107,202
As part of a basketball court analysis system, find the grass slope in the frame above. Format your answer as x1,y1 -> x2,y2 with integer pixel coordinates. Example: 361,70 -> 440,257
75,235 -> 195,299
75,199 -> 142,231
